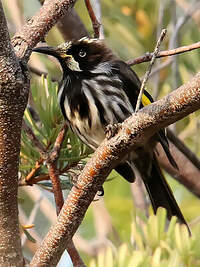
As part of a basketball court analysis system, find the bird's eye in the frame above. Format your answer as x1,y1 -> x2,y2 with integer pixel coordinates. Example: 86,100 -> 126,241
79,50 -> 87,57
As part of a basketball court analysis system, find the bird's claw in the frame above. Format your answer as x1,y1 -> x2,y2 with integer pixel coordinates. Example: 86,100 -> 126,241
105,123 -> 121,139
97,186 -> 104,196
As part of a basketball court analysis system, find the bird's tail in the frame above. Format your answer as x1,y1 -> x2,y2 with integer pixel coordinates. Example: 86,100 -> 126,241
141,155 -> 188,228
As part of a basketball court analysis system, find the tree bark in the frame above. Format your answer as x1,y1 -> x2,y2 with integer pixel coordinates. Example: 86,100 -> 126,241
0,1 -> 29,266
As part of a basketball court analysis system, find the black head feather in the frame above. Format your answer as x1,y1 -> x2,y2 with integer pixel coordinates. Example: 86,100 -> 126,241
60,37 -> 118,71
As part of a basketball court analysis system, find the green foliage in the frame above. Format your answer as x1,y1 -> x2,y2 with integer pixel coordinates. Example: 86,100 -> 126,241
89,208 -> 200,267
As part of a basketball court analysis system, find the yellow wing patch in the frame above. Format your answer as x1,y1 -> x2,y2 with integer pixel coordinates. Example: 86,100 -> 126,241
142,93 -> 152,106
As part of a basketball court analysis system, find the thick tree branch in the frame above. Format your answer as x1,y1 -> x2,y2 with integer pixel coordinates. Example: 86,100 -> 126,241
30,70 -> 200,265
0,1 -> 29,266
12,0 -> 77,60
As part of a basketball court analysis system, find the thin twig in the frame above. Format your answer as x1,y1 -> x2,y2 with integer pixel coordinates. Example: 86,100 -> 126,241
135,29 -> 167,112
24,159 -> 44,184
20,173 -> 50,186
141,2 -> 200,82
46,122 -> 68,164
126,41 -> 200,66
90,0 -> 104,39
84,0 -> 101,38
47,163 -> 64,214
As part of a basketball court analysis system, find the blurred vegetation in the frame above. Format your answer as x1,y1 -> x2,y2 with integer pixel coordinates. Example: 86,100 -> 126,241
89,208 -> 200,267
3,0 -> 200,265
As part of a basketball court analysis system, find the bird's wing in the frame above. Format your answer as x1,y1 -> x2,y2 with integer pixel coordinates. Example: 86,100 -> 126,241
111,60 -> 178,169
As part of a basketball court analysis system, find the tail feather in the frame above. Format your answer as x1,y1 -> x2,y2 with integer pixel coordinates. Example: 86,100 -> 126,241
115,161 -> 135,183
142,155 -> 188,227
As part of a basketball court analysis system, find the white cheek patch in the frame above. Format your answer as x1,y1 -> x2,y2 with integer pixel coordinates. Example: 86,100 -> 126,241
67,57 -> 82,72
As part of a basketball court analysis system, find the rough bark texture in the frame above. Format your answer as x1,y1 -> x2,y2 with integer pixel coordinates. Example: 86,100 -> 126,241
0,2 -> 29,266
12,0 -> 77,60
30,71 -> 200,266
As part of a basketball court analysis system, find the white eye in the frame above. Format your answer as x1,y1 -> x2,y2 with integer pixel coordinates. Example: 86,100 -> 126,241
79,50 -> 86,57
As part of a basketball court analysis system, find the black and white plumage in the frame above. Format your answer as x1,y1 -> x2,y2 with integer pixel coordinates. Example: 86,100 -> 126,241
33,38 -> 188,226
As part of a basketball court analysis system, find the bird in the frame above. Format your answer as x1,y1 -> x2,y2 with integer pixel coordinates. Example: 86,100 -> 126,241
33,37 -> 188,226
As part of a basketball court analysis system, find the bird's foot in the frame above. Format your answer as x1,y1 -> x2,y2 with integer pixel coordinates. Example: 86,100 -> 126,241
97,186 -> 104,196
105,123 -> 121,139
93,186 -> 104,201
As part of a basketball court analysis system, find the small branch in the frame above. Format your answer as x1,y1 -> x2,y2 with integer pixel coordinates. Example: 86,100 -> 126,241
45,123 -> 67,213
84,0 -> 101,38
126,41 -> 200,66
20,173 -> 50,186
90,0 -> 104,39
47,163 -> 64,215
67,241 -> 86,267
46,122 -> 68,164
24,159 -> 44,184
45,123 -> 67,215
135,29 -> 167,112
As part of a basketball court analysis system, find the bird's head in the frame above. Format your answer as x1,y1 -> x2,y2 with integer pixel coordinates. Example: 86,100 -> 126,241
33,37 -> 117,73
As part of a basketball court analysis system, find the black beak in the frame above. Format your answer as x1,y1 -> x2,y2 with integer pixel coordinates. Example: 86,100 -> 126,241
33,46 -> 61,58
